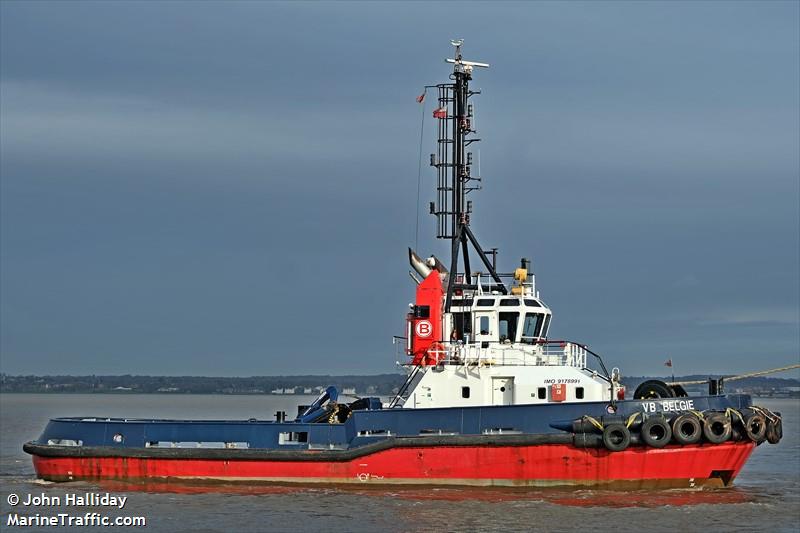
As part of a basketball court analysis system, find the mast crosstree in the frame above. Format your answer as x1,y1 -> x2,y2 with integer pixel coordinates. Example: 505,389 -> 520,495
429,40 -> 507,312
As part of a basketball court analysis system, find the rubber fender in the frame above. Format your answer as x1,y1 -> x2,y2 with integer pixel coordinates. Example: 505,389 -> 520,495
602,423 -> 631,452
633,380 -> 675,400
600,415 -> 625,427
743,413 -> 767,443
671,412 -> 702,445
766,416 -> 783,444
572,433 -> 603,448
571,418 -> 603,434
570,414 -> 627,434
703,411 -> 732,444
641,416 -> 672,448
730,425 -> 745,442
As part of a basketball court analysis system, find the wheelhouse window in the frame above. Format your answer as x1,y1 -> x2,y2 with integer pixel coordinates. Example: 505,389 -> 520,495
524,299 -> 541,307
541,315 -> 551,338
478,316 -> 490,335
476,299 -> 495,307
521,313 -> 545,343
499,299 -> 520,307
451,312 -> 472,340
498,312 -> 519,343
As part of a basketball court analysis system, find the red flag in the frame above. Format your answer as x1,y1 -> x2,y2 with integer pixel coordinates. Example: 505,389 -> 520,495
433,107 -> 447,119
664,359 -> 672,367
416,92 -> 425,103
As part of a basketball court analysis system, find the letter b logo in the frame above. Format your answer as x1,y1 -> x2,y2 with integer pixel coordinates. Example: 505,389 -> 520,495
415,320 -> 432,338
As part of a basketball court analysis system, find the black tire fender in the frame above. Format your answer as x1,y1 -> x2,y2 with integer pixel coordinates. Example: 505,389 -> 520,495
671,412 -> 702,445
766,417 -> 782,444
641,416 -> 672,448
703,412 -> 732,444
602,423 -> 631,452
743,413 -> 767,443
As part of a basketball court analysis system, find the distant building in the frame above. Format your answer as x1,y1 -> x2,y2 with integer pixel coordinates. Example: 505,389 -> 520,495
342,387 -> 357,395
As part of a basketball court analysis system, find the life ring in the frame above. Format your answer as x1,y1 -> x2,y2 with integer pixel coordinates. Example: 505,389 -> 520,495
425,342 -> 447,365
671,412 -> 702,445
702,412 -> 731,444
641,416 -> 672,448
602,423 -> 631,452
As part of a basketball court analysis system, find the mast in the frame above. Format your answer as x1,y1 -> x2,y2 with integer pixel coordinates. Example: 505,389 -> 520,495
431,40 -> 507,313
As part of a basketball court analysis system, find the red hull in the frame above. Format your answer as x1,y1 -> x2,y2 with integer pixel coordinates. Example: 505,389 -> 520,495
31,441 -> 755,488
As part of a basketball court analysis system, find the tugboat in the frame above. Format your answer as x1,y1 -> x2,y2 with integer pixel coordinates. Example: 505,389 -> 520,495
24,41 -> 782,488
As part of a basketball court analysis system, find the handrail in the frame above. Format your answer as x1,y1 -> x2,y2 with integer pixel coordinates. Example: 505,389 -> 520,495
413,340 -> 588,368
388,364 -> 423,408
394,337 -> 607,375
534,340 -> 611,381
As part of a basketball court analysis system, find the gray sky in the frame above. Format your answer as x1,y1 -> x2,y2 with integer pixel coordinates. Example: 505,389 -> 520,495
1,1 -> 798,377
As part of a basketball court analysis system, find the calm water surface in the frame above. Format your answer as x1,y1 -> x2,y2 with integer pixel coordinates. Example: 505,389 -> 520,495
1,394 -> 798,532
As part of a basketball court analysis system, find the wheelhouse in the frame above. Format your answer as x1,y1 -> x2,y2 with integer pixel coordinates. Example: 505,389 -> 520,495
447,296 -> 552,346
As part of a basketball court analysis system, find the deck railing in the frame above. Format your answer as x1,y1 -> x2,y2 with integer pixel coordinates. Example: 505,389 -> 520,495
422,340 -> 587,368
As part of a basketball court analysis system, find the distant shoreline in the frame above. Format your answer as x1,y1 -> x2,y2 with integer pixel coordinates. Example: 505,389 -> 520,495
1,373 -> 798,398
0,390 -> 800,401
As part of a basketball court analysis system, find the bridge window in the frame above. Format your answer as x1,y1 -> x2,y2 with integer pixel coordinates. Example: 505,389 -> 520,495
478,316 -> 490,335
476,299 -> 495,307
542,315 -> 551,337
522,313 -> 545,342
498,312 -> 519,343
499,299 -> 520,307
451,312 -> 472,339
524,299 -> 541,307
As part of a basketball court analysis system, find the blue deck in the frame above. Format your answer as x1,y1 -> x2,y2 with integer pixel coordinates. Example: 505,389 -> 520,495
34,394 -> 752,451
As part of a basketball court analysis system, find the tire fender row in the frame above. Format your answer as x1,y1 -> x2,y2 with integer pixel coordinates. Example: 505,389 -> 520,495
572,405 -> 782,452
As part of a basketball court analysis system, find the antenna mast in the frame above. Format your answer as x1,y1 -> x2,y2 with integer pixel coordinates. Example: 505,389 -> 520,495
431,40 -> 507,312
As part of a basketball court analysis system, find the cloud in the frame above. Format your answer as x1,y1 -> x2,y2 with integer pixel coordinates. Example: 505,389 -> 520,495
0,81 -> 404,165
